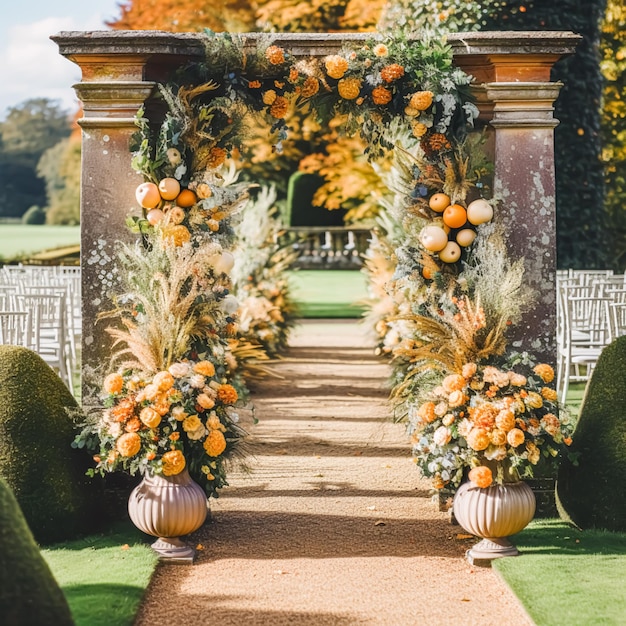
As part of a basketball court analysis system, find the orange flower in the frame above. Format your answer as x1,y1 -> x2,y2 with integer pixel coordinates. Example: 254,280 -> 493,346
116,432 -> 141,458
193,360 -> 216,377
462,363 -> 477,379
466,428 -> 490,451
324,55 -> 349,79
495,409 -> 516,432
380,63 -> 405,83
265,45 -> 285,65
417,401 -> 437,423
262,89 -> 277,105
442,374 -> 465,393
288,67 -> 299,82
534,363 -> 555,383
448,390 -> 467,408
373,43 -> 388,57
217,384 -> 238,405
507,428 -> 525,447
146,451 -> 156,460
270,96 -> 289,119
103,373 -> 124,395
162,225 -> 191,246
206,147 -> 227,169
421,132 -> 452,155
469,466 -> 493,488
153,371 -> 174,391
411,121 -> 428,138
541,386 -> 558,402
248,80 -> 261,89
564,436 -> 573,446
301,76 -> 320,98
162,450 -> 186,476
125,418 -> 142,433
470,403 -> 498,430
489,428 -> 507,446
432,475 -> 446,490
338,77 -> 362,100
525,392 -> 544,409
169,432 -> 180,441
203,429 -> 227,457
140,407 -> 161,429
196,393 -> 215,410
372,86 -> 392,105
111,399 -> 136,422
409,90 -> 434,110
540,413 -> 561,438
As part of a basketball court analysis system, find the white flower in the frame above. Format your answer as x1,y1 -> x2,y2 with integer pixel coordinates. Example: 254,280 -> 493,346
189,374 -> 206,388
484,445 -> 508,461
169,362 -> 191,378
107,422 -> 122,437
433,426 -> 452,447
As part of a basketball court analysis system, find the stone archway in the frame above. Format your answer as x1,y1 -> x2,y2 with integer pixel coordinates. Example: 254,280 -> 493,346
52,30 -> 580,397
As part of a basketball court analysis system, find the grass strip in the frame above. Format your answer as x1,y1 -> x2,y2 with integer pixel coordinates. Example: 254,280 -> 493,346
288,270 -> 368,318
494,519 -> 626,626
0,225 -> 80,260
41,521 -> 158,626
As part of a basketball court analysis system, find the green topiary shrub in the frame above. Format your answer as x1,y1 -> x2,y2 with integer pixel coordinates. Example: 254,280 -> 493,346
0,476 -> 74,625
557,336 -> 626,531
0,345 -> 101,544
21,205 -> 46,225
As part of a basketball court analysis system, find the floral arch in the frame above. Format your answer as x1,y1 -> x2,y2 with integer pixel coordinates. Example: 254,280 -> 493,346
56,29 -> 578,497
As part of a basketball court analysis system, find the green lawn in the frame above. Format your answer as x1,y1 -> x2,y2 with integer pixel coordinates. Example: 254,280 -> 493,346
494,519 -> 626,626
42,522 -> 158,626
0,225 -> 80,260
288,269 -> 368,318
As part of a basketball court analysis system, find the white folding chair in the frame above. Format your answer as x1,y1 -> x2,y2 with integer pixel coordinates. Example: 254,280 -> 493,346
0,310 -> 34,349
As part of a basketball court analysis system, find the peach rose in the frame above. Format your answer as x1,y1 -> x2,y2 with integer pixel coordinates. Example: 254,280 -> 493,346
495,409 -> 516,432
162,450 -> 186,476
489,428 -> 507,446
526,441 -> 540,465
171,406 -> 187,421
508,372 -> 527,387
182,415 -> 202,433
467,428 -> 490,451
541,413 -> 561,438
442,413 -> 455,427
116,432 -> 141,457
103,373 -> 124,395
448,390 -> 467,408
433,426 -> 452,447
468,465 -> 493,488
525,392 -> 544,409
409,90 -> 434,111
470,403 -> 498,429
541,386 -> 558,402
140,407 -> 161,429
196,393 -> 215,410
462,362 -> 477,379
373,43 -> 388,57
442,374 -> 466,393
324,55 -> 349,79
417,401 -> 437,423
169,362 -> 190,378
507,428 -> 525,447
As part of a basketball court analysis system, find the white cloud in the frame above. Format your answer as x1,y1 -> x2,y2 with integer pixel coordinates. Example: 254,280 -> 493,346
0,14 -> 108,118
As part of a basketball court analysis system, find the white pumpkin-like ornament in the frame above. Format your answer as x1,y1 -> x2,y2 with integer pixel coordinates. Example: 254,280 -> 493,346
210,250 -> 235,275
219,294 -> 239,315
466,199 -> 493,225
420,225 -> 449,252
439,241 -> 462,264
456,228 -> 477,248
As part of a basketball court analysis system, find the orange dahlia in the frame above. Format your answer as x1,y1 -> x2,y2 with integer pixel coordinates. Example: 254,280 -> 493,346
203,429 -> 227,457
417,401 -> 437,423
265,45 -> 285,65
103,373 -> 124,395
372,86 -> 392,105
111,398 -> 136,423
534,363 -> 555,383
301,76 -> 320,98
217,383 -> 238,405
270,96 -> 289,119
338,77 -> 362,100
380,63 -> 405,83
466,428 -> 490,451
193,360 -> 216,377
409,90 -> 434,111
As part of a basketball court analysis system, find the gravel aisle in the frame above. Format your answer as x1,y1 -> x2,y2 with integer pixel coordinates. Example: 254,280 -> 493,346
135,320 -> 533,626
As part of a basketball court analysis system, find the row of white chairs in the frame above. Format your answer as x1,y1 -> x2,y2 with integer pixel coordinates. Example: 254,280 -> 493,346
0,265 -> 81,392
556,269 -> 626,403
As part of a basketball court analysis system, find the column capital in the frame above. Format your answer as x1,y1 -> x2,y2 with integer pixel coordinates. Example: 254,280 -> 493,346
485,82 -> 564,129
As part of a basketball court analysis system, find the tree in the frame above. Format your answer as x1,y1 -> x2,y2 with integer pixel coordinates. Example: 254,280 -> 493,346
600,1 -> 626,268
0,99 -> 71,219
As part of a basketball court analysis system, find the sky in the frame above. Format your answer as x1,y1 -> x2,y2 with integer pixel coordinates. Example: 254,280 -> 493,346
0,0 -> 122,119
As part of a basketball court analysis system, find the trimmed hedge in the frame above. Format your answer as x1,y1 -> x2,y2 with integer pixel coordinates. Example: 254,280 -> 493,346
0,345 -> 101,544
557,335 -> 626,531
0,476 -> 74,625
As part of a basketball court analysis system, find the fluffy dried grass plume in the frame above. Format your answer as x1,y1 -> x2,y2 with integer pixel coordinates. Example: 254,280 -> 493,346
100,237 -> 226,374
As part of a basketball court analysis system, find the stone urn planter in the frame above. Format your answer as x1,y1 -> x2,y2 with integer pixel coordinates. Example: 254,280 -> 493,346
128,468 -> 208,563
453,480 -> 536,563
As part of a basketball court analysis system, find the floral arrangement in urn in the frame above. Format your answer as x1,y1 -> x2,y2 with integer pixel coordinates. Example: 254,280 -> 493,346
410,354 -> 574,490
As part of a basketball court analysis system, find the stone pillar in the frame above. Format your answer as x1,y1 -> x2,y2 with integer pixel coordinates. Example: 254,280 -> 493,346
487,82 -> 563,362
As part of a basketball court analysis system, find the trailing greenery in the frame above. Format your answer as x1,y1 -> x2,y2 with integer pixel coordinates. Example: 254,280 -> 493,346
0,476 -> 74,626
494,519 -> 626,626
42,522 -> 158,626
0,346 -> 101,543
557,335 -> 626,531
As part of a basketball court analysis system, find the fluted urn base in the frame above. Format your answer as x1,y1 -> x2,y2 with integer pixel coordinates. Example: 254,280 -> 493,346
128,468 -> 208,564
453,480 -> 536,565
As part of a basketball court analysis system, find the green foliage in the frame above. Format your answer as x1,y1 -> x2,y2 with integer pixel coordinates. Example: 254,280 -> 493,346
37,139 -> 81,225
494,519 -> 626,626
601,1 -> 626,268
42,522 -> 158,626
557,335 -> 626,531
287,171 -> 346,226
0,98 -> 72,220
21,205 -> 46,225
0,476 -> 74,626
0,346 -> 101,543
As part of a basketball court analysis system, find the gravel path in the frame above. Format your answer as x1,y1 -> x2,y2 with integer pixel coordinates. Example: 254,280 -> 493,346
135,320 -> 533,626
